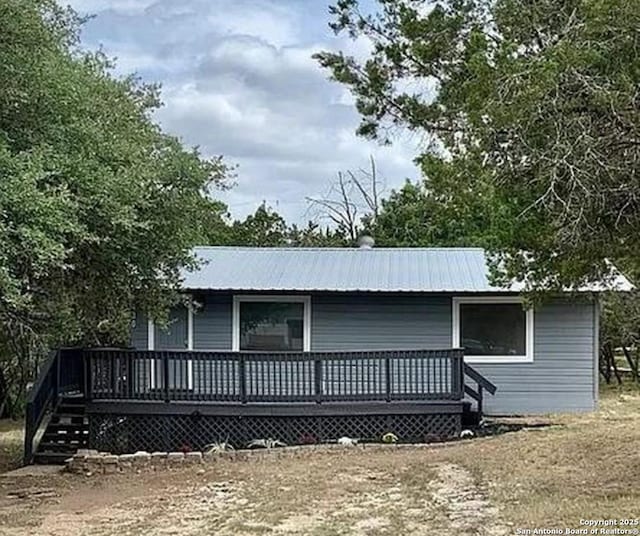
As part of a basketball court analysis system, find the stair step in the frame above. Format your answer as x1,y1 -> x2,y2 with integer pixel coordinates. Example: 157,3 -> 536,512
56,405 -> 85,415
44,426 -> 88,434
50,414 -> 88,424
37,442 -> 86,452
59,393 -> 85,400
46,421 -> 88,430
42,432 -> 88,442
33,452 -> 75,464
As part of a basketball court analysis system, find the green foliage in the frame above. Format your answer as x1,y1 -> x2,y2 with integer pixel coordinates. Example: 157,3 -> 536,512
0,0 -> 232,414
317,0 -> 640,291
366,154 -> 526,249
205,203 -> 350,247
228,203 -> 289,246
288,221 -> 350,247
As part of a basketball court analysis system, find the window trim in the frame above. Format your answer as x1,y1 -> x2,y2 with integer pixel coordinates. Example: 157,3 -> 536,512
232,295 -> 311,352
452,296 -> 534,364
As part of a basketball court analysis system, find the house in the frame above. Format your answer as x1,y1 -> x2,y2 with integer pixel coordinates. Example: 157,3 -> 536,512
24,244 -> 632,463
132,245 -> 631,415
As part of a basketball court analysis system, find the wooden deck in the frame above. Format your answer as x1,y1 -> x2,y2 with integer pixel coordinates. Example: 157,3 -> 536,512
25,348 -> 496,462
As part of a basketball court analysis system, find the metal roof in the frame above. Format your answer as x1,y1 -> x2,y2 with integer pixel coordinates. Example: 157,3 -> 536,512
182,246 -> 544,293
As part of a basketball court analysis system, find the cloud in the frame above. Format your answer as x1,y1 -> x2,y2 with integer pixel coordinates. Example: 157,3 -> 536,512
65,0 -> 421,223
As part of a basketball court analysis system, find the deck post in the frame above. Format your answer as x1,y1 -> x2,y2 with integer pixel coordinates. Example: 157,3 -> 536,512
83,351 -> 90,400
458,352 -> 464,399
314,358 -> 323,403
23,401 -> 35,465
239,354 -> 247,404
163,352 -> 170,403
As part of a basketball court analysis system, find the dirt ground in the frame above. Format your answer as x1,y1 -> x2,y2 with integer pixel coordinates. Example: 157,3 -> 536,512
0,420 -> 22,474
0,389 -> 638,536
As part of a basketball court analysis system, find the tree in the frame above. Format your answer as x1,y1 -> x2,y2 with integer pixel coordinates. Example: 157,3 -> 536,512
306,156 -> 383,243
229,203 -> 289,246
0,0 -> 232,415
316,0 -> 640,290
287,221 -> 350,247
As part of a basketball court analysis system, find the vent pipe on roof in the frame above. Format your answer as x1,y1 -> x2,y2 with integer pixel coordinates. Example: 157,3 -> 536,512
357,235 -> 375,249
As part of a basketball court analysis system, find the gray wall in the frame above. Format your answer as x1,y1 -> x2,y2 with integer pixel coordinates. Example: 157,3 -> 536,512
131,310 -> 148,349
134,292 -> 598,415
193,294 -> 232,350
311,294 -> 450,351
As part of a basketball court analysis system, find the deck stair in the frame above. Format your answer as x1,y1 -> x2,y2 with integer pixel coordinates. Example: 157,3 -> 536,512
33,396 -> 88,464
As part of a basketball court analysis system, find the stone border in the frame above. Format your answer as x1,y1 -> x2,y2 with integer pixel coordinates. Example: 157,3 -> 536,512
64,440 -> 478,476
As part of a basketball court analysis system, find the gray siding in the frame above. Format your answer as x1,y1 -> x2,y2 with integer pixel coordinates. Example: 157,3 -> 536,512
311,294 -> 451,350
130,310 -> 148,349
193,294 -> 232,350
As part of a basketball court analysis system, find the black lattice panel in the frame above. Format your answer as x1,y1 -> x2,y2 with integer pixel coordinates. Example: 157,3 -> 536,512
88,412 -> 461,453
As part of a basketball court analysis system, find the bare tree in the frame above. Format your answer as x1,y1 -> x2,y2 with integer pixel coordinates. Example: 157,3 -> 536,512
306,156 -> 383,242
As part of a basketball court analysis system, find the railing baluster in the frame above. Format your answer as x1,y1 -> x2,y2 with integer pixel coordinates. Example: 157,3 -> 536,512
315,356 -> 322,403
385,353 -> 391,402
162,352 -> 169,403
239,353 -> 246,403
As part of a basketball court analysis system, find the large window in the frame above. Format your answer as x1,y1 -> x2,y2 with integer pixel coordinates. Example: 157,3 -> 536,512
452,297 -> 534,363
233,296 -> 310,352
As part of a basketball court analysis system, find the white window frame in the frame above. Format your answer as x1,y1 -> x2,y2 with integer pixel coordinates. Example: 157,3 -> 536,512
232,295 -> 311,352
147,296 -> 194,389
452,296 -> 534,364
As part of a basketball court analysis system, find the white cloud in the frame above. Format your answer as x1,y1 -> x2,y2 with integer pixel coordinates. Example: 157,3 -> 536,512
69,0 -> 421,223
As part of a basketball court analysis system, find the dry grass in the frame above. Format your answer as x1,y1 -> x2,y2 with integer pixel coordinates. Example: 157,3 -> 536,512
0,420 -> 23,474
0,390 -> 638,535
428,389 -> 640,528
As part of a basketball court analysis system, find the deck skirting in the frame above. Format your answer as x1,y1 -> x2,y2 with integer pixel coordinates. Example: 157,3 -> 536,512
87,407 -> 462,453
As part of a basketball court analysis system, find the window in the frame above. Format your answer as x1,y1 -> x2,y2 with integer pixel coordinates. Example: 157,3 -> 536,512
232,296 -> 311,352
452,297 -> 534,363
147,298 -> 194,389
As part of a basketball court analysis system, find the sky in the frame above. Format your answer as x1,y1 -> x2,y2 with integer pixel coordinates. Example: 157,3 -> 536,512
66,0 -> 421,223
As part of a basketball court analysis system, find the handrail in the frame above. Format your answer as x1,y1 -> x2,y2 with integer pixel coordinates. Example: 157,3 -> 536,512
462,362 -> 497,418
23,350 -> 59,465
25,350 -> 59,406
463,363 -> 497,395
84,348 -> 465,404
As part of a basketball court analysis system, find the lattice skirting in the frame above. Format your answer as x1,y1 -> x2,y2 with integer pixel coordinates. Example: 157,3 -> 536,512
88,412 -> 461,453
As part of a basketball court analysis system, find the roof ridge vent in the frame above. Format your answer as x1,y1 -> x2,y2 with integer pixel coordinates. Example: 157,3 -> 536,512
357,235 -> 375,249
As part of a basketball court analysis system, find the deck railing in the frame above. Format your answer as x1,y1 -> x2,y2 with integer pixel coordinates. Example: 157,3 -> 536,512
84,348 -> 465,404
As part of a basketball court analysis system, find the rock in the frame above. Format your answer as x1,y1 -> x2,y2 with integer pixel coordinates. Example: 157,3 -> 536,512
132,451 -> 151,468
119,454 -> 134,469
75,449 -> 99,457
85,454 -> 104,474
202,450 -> 217,462
103,462 -> 118,474
185,451 -> 203,464
197,469 -> 205,475
66,458 -> 85,474
167,452 -> 184,465
150,452 -> 167,468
